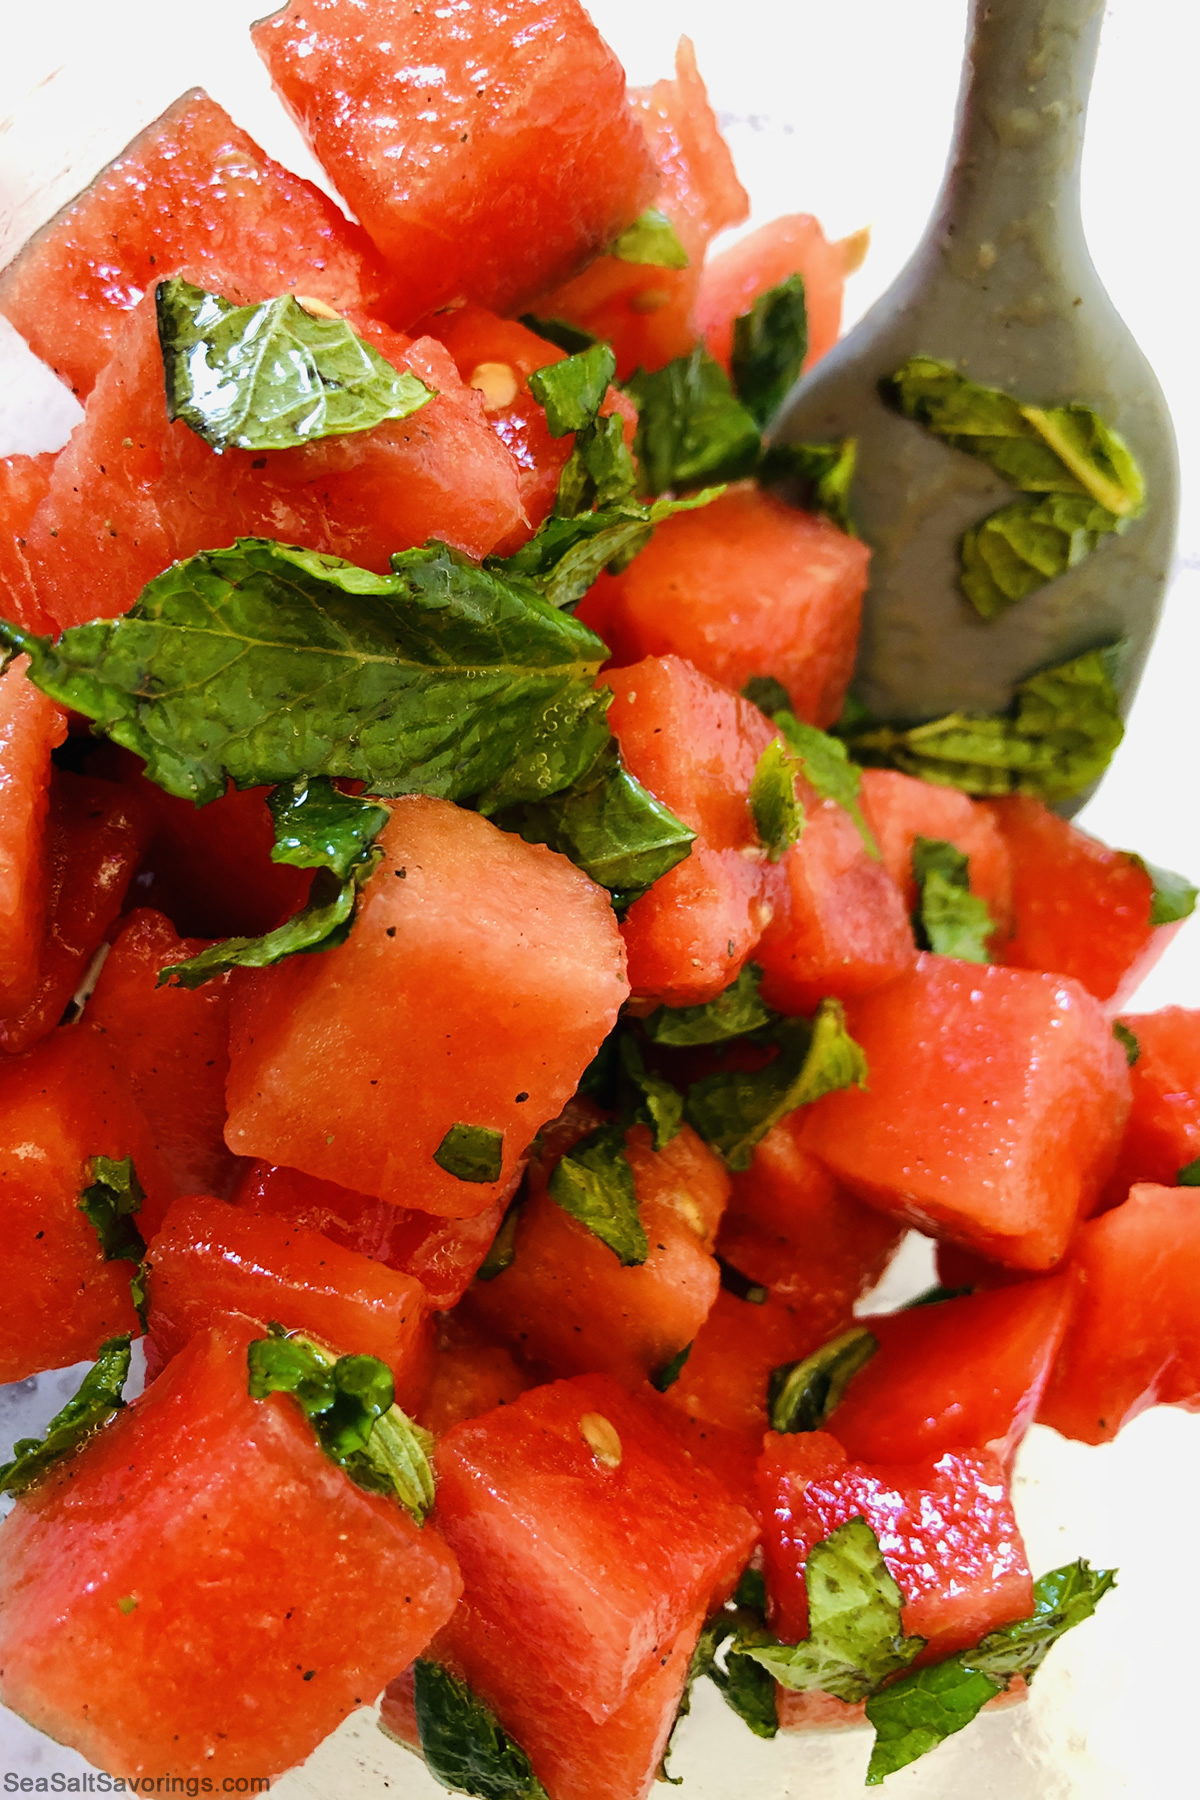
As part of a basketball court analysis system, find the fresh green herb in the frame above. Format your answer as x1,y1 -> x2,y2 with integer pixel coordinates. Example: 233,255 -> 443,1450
413,1661 -> 548,1800
661,1568 -> 782,1775
1127,856 -> 1199,926
433,1124 -> 505,1185
78,1156 -> 148,1325
730,275 -> 808,429
911,836 -> 996,962
749,739 -> 804,862
610,208 -> 690,269
475,1197 -> 523,1282
747,1518 -> 925,1702
741,675 -> 793,717
491,488 -> 721,613
650,1343 -> 693,1393
0,1337 -> 132,1497
903,1284 -> 974,1309
1111,1020 -> 1140,1066
758,438 -> 857,534
624,349 -> 762,495
267,777 -> 390,881
960,492 -> 1129,620
527,344 -> 616,437
768,1327 -> 879,1434
518,315 -> 601,357
643,964 -> 776,1047
555,409 -> 640,516
718,1258 -> 769,1305
843,646 -> 1125,805
1178,1156 -> 1200,1186
160,866 -> 360,989
864,1560 -> 1116,1784
619,1033 -> 684,1151
686,1001 -> 868,1172
547,1121 -> 648,1266
247,1327 -> 435,1522
157,277 -> 432,454
772,710 -> 878,856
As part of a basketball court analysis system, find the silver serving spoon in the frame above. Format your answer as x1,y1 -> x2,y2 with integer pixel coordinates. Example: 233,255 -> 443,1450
772,0 -> 1178,735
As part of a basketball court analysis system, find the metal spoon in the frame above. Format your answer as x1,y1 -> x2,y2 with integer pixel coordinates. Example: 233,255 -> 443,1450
771,0 -> 1178,738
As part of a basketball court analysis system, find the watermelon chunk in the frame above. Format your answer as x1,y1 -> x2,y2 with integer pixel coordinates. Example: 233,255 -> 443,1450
0,89 -> 388,400
0,456 -> 57,634
801,955 -> 1132,1269
1105,1006 -> 1200,1199
418,1316 -> 535,1437
225,797 -> 628,1218
696,213 -> 853,376
252,0 -> 657,324
0,1320 -> 462,1780
756,1430 -> 1033,1663
661,1285 -> 837,1441
432,1373 -> 757,1721
580,486 -> 869,729
860,768 -> 1013,930
0,660 -> 66,1018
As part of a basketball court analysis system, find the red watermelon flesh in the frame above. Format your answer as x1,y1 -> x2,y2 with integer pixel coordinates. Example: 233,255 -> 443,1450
0,1319 -> 462,1781
433,1373 -> 757,1722
0,456 -> 57,635
0,89 -> 389,400
0,660 -> 66,1018
696,213 -> 852,375
417,1319 -> 536,1438
661,1285 -> 839,1442
579,485 -> 868,729
1105,1006 -> 1200,1201
252,0 -> 657,325
860,768 -> 1013,932
225,797 -> 628,1218
757,1431 -> 1033,1664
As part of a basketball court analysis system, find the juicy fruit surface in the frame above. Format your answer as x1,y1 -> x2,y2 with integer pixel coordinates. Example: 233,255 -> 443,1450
860,767 -> 1013,929
0,660 -> 65,1018
0,90 -> 388,399
696,213 -> 849,375
0,1321 -> 462,1780
0,457 -> 56,634
662,1286 -> 841,1442
253,0 -> 657,323
802,954 -> 1131,1268
1107,1006 -> 1200,1197
226,797 -> 628,1216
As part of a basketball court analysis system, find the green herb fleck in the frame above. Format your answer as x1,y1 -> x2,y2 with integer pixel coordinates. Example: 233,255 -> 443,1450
78,1157 -> 148,1325
741,676 -> 793,717
758,438 -> 858,535
547,1121 -> 648,1266
643,964 -> 776,1047
750,740 -> 804,862
650,1343 -> 693,1393
624,349 -> 762,496
719,1259 -> 768,1305
518,316 -> 601,357
528,343 -> 617,437
267,777 -> 390,881
434,1124 -> 505,1185
768,1327 -> 879,1434
1112,1020 -> 1140,1066
413,1661 -> 548,1800
1177,1157 -> 1200,1186
731,275 -> 808,429
911,836 -> 996,962
1127,856 -> 1199,927
619,1034 -> 684,1152
610,208 -> 689,270
772,711 -> 878,856
475,1197 -> 523,1283
159,866 -> 362,989
0,1337 -> 132,1497
960,492 -> 1129,620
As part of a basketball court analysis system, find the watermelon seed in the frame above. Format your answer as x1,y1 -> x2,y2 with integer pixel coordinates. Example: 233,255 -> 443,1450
468,362 -> 519,411
579,1412 -> 622,1469
295,295 -> 342,321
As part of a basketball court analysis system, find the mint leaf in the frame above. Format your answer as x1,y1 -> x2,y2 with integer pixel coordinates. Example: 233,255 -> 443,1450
772,710 -> 878,857
610,207 -> 690,270
686,1001 -> 868,1172
758,438 -> 857,535
624,349 -> 762,496
547,1120 -> 648,1266
434,1124 -> 505,1185
768,1326 -> 879,1434
719,1258 -> 768,1305
618,1033 -> 684,1151
414,1661 -> 547,1800
747,1518 -> 925,1703
843,646 -> 1125,805
1128,856 -> 1199,926
750,739 -> 804,862
961,492 -> 1126,620
911,836 -> 995,962
903,1284 -> 974,1309
731,275 -> 808,429
492,488 -> 721,614
3,538 -> 611,811
157,277 -> 432,454
0,1337 -> 132,1497
741,675 -> 793,717
962,1560 -> 1117,1683
643,964 -> 776,1047
159,865 -> 359,989
556,409 -> 639,515
518,315 -> 600,357
1112,1020 -> 1140,1066
474,1197 -> 523,1283
650,1342 -> 692,1393
267,777 -> 390,881
528,343 -> 616,437
79,1155 -> 148,1326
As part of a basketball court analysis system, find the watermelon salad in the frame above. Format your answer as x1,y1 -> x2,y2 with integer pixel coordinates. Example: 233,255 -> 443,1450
0,0 -> 1195,1794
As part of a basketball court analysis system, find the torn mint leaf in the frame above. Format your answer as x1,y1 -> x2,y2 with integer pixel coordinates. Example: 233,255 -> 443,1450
624,349 -> 761,495
768,1327 -> 880,1434
731,274 -> 808,429
750,739 -> 804,862
547,1121 -> 648,1266
267,777 -> 390,881
758,438 -> 857,535
911,836 -> 996,962
0,1337 -> 132,1497
528,343 -> 616,437
610,208 -> 690,269
643,964 -> 776,1047
414,1661 -> 548,1800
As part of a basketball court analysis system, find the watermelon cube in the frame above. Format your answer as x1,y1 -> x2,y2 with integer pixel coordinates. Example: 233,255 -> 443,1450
661,1285 -> 838,1442
0,456 -> 57,635
0,659 -> 65,1019
696,212 -> 853,376
252,0 -> 657,324
756,1431 -> 1033,1663
0,89 -> 388,399
580,486 -> 869,729
860,767 -> 1013,929
417,1316 -> 535,1438
225,796 -> 628,1218
0,1319 -> 462,1780
801,955 -> 1132,1269
1105,1006 -> 1200,1199
433,1374 -> 757,1722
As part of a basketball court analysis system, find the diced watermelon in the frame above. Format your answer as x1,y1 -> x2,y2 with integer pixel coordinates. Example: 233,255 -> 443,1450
144,1196 -> 432,1407
773,1669 -> 1029,1735
433,1375 -> 757,1722
0,771 -> 152,1057
988,794 -> 1177,1006
534,38 -> 749,378
602,655 -> 775,1006
661,1286 -> 835,1441
468,1122 -> 727,1388
801,955 -> 1131,1269
0,1025 -> 172,1382
1105,1007 -> 1200,1199
25,298 -> 525,631
632,1384 -> 762,1515
1038,1183 -> 1200,1443
0,90 -> 388,400
0,456 -> 57,634
580,486 -> 868,729
824,1279 -> 1073,1466
225,797 -> 628,1218
0,1319 -> 462,1779
0,660 -> 66,1018
696,213 -> 852,376
87,909 -> 237,1199
756,1431 -> 1033,1663
418,1316 -> 536,1437
859,768 -> 1013,930
252,0 -> 657,324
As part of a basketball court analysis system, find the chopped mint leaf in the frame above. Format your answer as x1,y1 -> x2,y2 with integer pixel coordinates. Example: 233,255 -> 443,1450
843,646 -> 1125,805
1178,1156 -> 1200,1186
731,275 -> 808,429
747,1518 -> 925,1702
772,711 -> 878,857
490,489 -> 721,613
157,277 -> 432,454
711,1626 -> 781,1740
555,409 -> 638,513
624,349 -> 762,495
962,1560 -> 1117,1683
1111,1020 -> 1140,1066
267,777 -> 390,881
518,315 -> 601,356
78,1155 -> 148,1326
903,1284 -> 975,1309
547,1121 -> 648,1266
741,675 -> 793,717
960,492 -> 1126,619
1128,856 -> 1199,926
610,208 -> 690,269
768,1327 -> 879,1434
650,1342 -> 692,1393
434,1124 -> 505,1185
759,438 -> 857,535
734,1568 -> 768,1613
414,1660 -> 548,1800
475,1197 -> 523,1283
159,865 -> 360,989
686,1001 -> 868,1172
750,739 -> 804,862
643,964 -> 776,1047
719,1258 -> 768,1305
0,1337 -> 132,1497
619,1033 -> 684,1151
528,343 -> 616,438
911,836 -> 995,962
